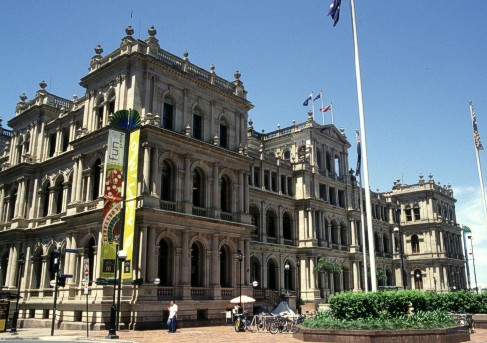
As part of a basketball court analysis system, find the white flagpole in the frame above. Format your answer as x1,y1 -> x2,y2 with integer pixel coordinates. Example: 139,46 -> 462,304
358,172 -> 368,292
312,92 -> 315,120
350,0 -> 377,291
470,101 -> 487,231
320,91 -> 325,125
330,102 -> 334,124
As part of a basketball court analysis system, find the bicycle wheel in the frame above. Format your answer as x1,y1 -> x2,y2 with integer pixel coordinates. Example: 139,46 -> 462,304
269,321 -> 279,334
234,318 -> 241,332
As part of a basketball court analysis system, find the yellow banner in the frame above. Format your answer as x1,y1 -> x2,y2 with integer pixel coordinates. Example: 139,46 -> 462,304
122,129 -> 140,279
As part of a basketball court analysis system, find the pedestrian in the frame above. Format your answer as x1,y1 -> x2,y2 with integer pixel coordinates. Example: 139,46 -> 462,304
167,300 -> 178,333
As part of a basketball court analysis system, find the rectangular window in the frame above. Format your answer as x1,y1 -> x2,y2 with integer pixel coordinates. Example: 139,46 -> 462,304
414,207 -> 420,220
264,170 -> 270,190
329,187 -> 336,205
338,190 -> 345,207
319,184 -> 327,201
193,114 -> 202,140
108,100 -> 115,115
253,167 -> 260,187
163,103 -> 174,130
280,175 -> 287,194
271,172 -> 277,192
287,177 -> 294,196
220,124 -> 228,149
405,208 -> 412,222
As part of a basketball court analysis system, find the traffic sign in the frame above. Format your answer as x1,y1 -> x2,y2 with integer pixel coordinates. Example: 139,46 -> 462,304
64,249 -> 78,253
60,274 -> 73,278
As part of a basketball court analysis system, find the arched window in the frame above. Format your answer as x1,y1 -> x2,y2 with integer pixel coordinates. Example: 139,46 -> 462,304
158,239 -> 173,286
192,168 -> 205,207
383,234 -> 390,254
316,148 -> 323,169
40,183 -> 50,217
220,175 -> 231,213
283,212 -> 292,240
283,150 -> 291,161
160,160 -> 174,201
386,269 -> 393,286
0,252 -> 8,287
54,178 -> 64,214
162,98 -> 174,130
411,234 -> 420,253
249,205 -> 260,236
92,159 -> 102,200
95,100 -> 104,129
331,221 -> 339,245
31,249 -> 43,289
266,209 -> 277,238
219,245 -> 231,287
267,260 -> 278,291
374,232 -> 381,253
414,269 -> 423,290
191,242 -> 204,287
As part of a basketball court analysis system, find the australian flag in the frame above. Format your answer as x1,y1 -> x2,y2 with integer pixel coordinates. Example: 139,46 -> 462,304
328,0 -> 342,27
355,130 -> 361,176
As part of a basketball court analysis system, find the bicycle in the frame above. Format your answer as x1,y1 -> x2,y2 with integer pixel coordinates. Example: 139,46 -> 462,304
234,312 -> 252,332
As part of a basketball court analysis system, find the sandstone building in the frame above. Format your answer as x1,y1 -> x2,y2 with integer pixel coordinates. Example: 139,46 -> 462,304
0,26 -> 466,329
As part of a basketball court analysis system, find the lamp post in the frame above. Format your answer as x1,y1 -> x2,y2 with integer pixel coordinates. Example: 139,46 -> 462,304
10,253 -> 25,334
467,234 -> 478,293
106,249 -> 127,339
393,226 -> 407,289
50,249 -> 61,336
296,255 -> 300,313
236,250 -> 243,312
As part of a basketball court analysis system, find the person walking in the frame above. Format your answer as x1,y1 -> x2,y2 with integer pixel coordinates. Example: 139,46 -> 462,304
167,300 -> 178,333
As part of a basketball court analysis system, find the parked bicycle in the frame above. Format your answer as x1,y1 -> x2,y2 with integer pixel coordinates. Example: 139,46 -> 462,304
234,312 -> 252,332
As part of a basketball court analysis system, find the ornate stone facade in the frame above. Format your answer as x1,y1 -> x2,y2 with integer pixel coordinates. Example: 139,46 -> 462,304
0,27 -> 465,329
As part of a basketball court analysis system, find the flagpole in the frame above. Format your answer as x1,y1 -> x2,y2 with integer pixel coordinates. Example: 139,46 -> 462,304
312,92 -> 315,120
350,0 -> 377,291
358,173 -> 368,292
330,102 -> 334,124
320,91 -> 325,125
470,101 -> 487,231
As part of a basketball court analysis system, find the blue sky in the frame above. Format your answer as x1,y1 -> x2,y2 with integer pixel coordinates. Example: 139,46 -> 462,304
1,1 -> 486,289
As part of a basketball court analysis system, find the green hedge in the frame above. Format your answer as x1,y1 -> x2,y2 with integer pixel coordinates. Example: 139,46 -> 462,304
329,290 -> 487,320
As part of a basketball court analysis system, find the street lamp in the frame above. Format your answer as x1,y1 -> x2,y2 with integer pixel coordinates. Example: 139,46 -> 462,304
153,278 -> 160,286
296,255 -> 301,313
393,226 -> 407,289
284,260 -> 290,295
106,249 -> 127,339
10,253 -> 25,334
467,235 -> 478,293
236,250 -> 243,312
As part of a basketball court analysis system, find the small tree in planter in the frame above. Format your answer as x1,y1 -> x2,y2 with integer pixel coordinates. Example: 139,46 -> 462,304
316,257 -> 342,274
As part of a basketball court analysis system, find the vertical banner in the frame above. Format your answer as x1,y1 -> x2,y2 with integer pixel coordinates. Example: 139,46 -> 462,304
122,129 -> 140,279
100,129 -> 126,279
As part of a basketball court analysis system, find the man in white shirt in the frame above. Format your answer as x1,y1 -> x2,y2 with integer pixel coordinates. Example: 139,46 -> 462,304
167,300 -> 178,333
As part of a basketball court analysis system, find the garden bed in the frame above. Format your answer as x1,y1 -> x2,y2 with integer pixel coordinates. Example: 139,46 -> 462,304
294,325 -> 470,343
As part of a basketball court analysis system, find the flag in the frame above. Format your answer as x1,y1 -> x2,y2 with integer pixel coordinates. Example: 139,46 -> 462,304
355,130 -> 361,176
463,225 -> 472,234
328,0 -> 341,27
314,92 -> 321,101
303,93 -> 313,106
320,104 -> 332,112
471,104 -> 484,151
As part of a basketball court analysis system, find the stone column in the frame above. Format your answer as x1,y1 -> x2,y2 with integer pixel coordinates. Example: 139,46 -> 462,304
151,145 -> 159,195
181,231 -> 189,285
147,227 -> 155,282
75,155 -> 84,202
139,226 -> 148,281
0,186 -> 4,222
211,234 -> 219,286
142,142 -> 150,195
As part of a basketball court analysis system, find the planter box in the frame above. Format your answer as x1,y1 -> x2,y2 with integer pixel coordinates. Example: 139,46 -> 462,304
294,326 -> 470,343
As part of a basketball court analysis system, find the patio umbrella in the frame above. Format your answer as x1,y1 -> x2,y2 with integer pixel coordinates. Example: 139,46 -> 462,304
230,295 -> 256,304
230,295 -> 256,314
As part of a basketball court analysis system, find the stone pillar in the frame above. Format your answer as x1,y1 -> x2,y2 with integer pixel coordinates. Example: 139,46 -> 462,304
151,145 -> 159,195
75,156 -> 84,202
181,231 -> 189,285
139,226 -> 148,281
0,186 -> 4,222
142,142 -> 150,194
211,235 -> 219,286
